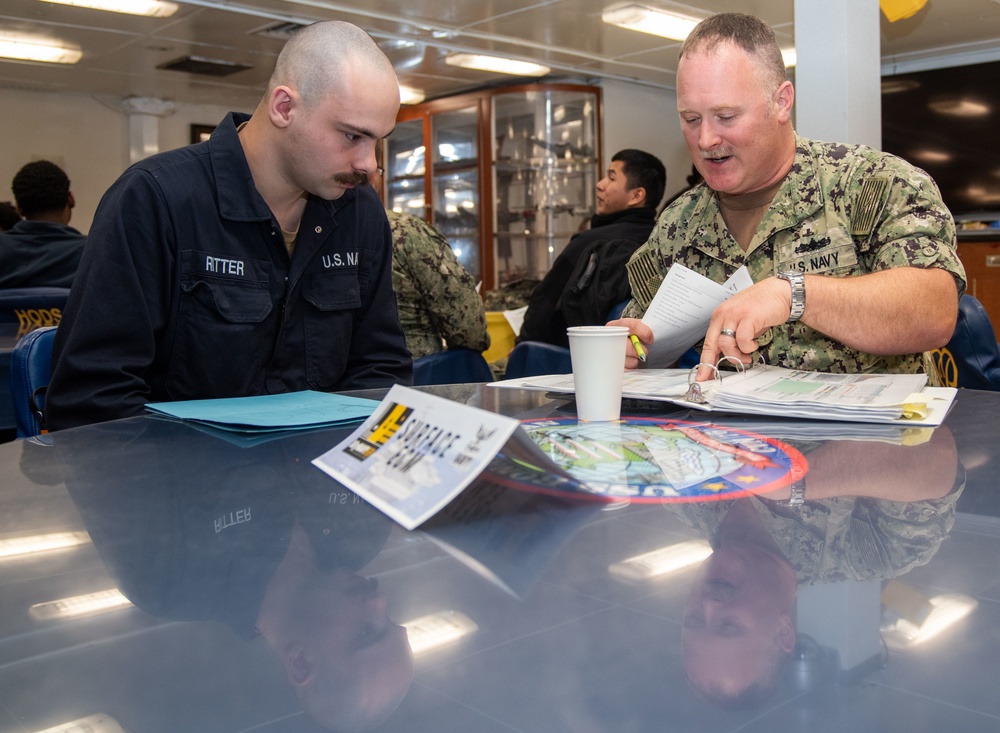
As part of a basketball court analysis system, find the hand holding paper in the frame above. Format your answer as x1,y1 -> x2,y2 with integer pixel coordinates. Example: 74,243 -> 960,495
637,263 -> 753,367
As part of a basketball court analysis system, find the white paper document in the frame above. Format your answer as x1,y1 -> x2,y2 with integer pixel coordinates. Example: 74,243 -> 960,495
492,369 -> 692,400
492,366 -> 957,428
312,384 -> 581,530
640,263 -> 753,367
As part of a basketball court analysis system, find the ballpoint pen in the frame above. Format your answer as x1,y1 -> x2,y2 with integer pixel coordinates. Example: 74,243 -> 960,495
629,333 -> 647,363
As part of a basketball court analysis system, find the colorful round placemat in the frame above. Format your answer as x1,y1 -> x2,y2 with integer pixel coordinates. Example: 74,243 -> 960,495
511,417 -> 807,502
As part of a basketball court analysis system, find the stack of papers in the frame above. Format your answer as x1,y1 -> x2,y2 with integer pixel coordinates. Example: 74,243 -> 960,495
145,390 -> 380,433
493,366 -> 957,427
706,368 -> 930,421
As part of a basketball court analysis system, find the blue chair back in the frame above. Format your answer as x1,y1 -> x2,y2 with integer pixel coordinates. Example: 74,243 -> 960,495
10,326 -> 58,438
413,348 -> 494,385
504,341 -> 573,379
605,299 -> 629,321
930,294 -> 1000,390
0,287 -> 70,341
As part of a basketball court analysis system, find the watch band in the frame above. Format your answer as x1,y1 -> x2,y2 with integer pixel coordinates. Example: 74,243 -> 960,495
780,480 -> 806,506
777,271 -> 806,323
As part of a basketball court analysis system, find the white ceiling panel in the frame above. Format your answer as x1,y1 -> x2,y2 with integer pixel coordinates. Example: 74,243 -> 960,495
0,0 -> 998,109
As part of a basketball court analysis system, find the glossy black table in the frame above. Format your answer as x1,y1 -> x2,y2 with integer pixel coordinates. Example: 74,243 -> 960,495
1,384 -> 999,733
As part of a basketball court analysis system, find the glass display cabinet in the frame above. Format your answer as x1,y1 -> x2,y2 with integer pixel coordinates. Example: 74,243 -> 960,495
492,88 -> 599,286
385,83 -> 601,292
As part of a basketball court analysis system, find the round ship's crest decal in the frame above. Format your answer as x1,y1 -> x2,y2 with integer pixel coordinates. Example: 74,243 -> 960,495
514,417 -> 807,503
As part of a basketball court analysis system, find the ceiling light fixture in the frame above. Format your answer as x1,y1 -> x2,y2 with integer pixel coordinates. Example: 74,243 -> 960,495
38,0 -> 179,17
0,36 -> 82,64
781,48 -> 797,68
882,592 -> 978,647
399,85 -> 425,105
403,610 -> 478,654
928,98 -> 991,117
0,531 -> 91,559
609,539 -> 712,581
34,713 -> 127,733
445,53 -> 550,77
30,588 -> 133,621
602,4 -> 701,41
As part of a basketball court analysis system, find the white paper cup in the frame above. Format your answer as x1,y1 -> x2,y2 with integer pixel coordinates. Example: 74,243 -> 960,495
567,326 -> 629,421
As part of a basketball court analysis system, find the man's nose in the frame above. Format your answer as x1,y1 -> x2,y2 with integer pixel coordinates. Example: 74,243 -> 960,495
702,580 -> 736,603
698,121 -> 722,151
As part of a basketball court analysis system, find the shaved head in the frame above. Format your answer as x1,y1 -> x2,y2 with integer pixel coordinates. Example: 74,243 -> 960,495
266,21 -> 398,109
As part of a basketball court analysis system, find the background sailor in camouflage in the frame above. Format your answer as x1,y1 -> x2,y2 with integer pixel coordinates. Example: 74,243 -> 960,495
386,209 -> 489,359
614,13 -> 965,376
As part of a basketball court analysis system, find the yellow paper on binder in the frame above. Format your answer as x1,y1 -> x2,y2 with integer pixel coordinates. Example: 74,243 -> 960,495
900,392 -> 932,420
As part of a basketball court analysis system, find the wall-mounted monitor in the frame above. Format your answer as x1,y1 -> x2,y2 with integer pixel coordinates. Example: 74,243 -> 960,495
881,59 -> 1000,222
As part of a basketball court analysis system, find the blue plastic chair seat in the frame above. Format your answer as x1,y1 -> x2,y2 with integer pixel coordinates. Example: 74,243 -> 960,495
930,294 -> 1000,390
9,325 -> 58,438
413,348 -> 494,385
503,341 -> 573,379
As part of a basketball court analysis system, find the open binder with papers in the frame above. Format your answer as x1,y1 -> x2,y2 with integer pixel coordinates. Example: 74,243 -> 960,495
493,363 -> 957,428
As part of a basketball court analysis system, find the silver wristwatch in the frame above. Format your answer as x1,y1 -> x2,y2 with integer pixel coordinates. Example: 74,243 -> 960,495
776,271 -> 806,323
779,480 -> 806,507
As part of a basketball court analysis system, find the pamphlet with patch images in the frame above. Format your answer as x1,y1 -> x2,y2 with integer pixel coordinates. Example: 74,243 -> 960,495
311,384 -> 582,530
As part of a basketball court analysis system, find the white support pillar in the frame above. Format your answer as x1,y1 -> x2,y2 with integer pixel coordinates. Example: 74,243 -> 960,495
121,96 -> 176,164
793,0 -> 882,149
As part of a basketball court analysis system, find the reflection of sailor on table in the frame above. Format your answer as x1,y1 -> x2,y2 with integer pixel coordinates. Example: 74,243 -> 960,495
674,425 -> 962,711
57,420 -> 412,732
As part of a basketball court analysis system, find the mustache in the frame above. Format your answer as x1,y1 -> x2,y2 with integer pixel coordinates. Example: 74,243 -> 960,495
334,171 -> 369,186
699,148 -> 735,160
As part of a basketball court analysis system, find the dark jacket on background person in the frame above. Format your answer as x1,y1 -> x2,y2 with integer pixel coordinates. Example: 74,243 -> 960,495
518,206 -> 657,347
46,112 -> 411,430
0,220 -> 85,288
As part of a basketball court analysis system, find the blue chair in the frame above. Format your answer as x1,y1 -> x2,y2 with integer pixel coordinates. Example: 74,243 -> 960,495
0,288 -> 69,435
930,294 -> 1000,390
413,348 -> 494,385
605,299 -> 629,321
505,299 -> 632,380
503,341 -> 573,379
0,287 -> 70,339
9,326 -> 57,438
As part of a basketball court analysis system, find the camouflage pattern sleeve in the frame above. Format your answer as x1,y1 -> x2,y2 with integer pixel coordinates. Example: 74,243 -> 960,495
388,212 -> 489,359
847,149 -> 966,296
620,138 -> 967,374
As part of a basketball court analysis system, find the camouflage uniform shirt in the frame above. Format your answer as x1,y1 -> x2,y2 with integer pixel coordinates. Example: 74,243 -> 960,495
624,136 -> 967,373
388,210 -> 489,359
671,480 -> 962,586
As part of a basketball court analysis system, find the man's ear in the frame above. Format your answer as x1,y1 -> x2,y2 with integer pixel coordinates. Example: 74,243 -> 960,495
67,191 -> 76,210
268,86 -> 297,129
284,643 -> 316,687
776,615 -> 796,655
628,186 -> 647,208
774,80 -> 794,124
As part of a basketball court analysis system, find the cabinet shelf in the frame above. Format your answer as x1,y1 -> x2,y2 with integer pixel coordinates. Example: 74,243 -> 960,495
387,82 -> 601,291
494,157 -> 598,173
433,159 -> 478,176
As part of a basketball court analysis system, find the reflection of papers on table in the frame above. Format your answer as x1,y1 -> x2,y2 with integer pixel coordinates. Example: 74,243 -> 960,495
493,369 -> 691,400
640,263 -> 753,367
421,481 -> 602,598
312,384 -> 582,530
144,390 -> 379,432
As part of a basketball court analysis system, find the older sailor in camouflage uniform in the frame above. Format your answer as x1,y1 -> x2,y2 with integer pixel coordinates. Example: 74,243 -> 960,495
387,210 -> 490,359
616,13 -> 966,375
